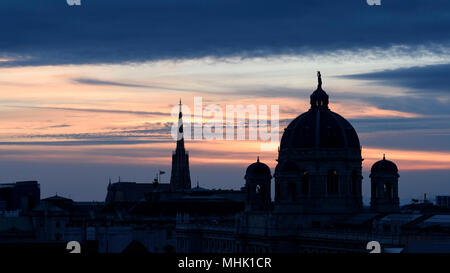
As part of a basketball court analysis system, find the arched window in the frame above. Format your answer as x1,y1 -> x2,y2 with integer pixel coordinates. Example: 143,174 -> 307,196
384,183 -> 393,199
301,171 -> 309,195
256,184 -> 262,194
327,169 -> 339,194
275,182 -> 280,202
351,170 -> 358,195
288,183 -> 296,201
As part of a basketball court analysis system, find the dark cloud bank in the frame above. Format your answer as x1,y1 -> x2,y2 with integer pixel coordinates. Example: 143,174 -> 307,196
0,0 -> 450,67
341,64 -> 450,95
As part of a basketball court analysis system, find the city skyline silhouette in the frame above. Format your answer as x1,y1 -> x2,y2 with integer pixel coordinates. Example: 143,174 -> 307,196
0,0 -> 448,205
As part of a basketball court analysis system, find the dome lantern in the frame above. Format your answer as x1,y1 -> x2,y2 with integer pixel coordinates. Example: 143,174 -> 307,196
310,71 -> 329,110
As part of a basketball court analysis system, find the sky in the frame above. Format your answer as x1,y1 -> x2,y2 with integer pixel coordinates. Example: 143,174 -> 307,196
0,0 -> 449,204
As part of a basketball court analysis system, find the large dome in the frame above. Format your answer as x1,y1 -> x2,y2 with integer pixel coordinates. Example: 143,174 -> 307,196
280,72 -> 360,150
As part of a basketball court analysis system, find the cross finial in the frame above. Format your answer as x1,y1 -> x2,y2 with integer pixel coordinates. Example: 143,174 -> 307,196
383,153 -> 386,160
257,156 -> 260,162
317,71 -> 322,89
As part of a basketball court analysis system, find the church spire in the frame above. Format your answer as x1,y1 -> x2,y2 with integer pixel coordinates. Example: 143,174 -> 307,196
177,99 -> 184,141
170,99 -> 192,192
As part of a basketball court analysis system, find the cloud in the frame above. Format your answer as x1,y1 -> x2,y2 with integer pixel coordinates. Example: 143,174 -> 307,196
340,63 -> 450,94
359,128 -> 450,152
0,139 -> 171,146
72,77 -> 200,92
47,124 -> 71,128
10,105 -> 171,117
73,78 -> 151,88
349,116 -> 450,133
0,0 -> 450,67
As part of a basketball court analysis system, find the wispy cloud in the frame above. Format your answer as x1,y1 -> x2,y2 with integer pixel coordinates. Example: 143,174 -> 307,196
72,77 -> 201,93
47,124 -> 71,128
8,105 -> 171,117
340,63 -> 450,95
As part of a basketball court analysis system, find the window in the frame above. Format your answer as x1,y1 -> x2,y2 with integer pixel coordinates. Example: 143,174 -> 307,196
352,170 -> 358,195
288,183 -> 296,202
384,183 -> 393,199
301,171 -> 309,195
256,184 -> 262,194
275,182 -> 280,202
327,126 -> 337,137
327,170 -> 339,194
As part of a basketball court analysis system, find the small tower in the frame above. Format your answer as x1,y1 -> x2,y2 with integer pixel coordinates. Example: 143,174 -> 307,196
370,155 -> 400,212
170,100 -> 192,192
244,157 -> 272,211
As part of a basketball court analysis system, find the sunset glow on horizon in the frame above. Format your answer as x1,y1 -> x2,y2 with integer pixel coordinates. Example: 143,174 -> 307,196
1,54 -> 450,201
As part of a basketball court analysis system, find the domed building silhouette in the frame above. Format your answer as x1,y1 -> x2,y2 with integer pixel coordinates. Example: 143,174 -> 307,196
274,72 -> 363,224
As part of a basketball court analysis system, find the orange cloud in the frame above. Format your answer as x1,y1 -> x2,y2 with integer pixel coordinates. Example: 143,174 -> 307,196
363,147 -> 450,171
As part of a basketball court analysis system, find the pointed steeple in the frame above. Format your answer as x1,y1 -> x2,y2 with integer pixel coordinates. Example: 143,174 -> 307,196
170,99 -> 192,192
177,99 -> 184,142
